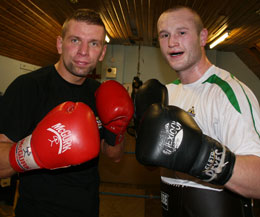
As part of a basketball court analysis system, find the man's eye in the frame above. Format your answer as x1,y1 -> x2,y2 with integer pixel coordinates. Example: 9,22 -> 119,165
90,42 -> 99,47
160,33 -> 169,38
71,38 -> 79,43
180,32 -> 186,35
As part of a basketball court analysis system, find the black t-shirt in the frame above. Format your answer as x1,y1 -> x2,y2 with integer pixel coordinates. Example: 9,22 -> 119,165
0,65 -> 102,217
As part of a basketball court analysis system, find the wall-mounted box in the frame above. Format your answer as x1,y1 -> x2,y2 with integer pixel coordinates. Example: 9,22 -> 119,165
106,67 -> 117,78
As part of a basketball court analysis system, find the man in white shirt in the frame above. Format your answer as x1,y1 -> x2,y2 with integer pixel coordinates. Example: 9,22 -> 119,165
135,5 -> 260,217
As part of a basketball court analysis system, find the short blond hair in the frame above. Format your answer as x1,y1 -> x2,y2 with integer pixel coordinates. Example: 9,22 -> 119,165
61,9 -> 106,38
161,6 -> 204,35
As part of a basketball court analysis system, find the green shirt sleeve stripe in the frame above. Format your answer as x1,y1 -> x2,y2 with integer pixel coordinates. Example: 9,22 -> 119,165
236,79 -> 260,138
203,74 -> 241,113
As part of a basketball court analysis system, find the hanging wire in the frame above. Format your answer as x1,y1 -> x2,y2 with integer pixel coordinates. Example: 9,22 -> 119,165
137,43 -> 141,77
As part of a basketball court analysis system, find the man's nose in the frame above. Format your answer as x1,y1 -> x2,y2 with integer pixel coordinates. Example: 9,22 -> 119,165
168,35 -> 179,47
78,42 -> 89,55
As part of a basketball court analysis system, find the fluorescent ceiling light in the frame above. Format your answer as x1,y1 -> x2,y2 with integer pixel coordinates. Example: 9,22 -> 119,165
209,31 -> 230,49
105,35 -> 110,43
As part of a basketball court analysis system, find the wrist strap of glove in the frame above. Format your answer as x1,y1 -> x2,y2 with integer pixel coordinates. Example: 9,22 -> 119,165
192,135 -> 236,185
103,128 -> 124,146
9,135 -> 40,172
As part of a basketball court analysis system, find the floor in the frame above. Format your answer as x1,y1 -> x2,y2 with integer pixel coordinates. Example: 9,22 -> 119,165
0,182 -> 161,217
99,182 -> 161,217
1,186 -> 260,217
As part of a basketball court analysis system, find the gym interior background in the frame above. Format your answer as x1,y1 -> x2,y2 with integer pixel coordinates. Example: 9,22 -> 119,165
1,0 -> 260,216
1,46 -> 260,216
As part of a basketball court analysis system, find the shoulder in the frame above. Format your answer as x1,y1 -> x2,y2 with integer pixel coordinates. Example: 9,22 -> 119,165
203,66 -> 258,114
3,65 -> 56,102
202,65 -> 242,90
11,65 -> 55,86
22,65 -> 55,81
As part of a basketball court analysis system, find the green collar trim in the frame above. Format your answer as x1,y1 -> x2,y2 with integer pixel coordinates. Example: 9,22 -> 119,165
172,79 -> 181,85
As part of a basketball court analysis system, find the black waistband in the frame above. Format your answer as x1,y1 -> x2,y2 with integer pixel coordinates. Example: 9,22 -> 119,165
160,180 -> 254,217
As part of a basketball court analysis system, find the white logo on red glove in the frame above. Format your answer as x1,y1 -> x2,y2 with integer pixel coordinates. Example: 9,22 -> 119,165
15,138 -> 32,170
15,135 -> 40,171
47,123 -> 73,154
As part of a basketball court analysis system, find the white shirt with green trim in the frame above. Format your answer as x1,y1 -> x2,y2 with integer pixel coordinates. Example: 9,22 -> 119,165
162,65 -> 260,190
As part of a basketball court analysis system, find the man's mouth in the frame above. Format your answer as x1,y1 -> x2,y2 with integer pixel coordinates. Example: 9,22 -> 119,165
169,52 -> 184,57
74,60 -> 89,67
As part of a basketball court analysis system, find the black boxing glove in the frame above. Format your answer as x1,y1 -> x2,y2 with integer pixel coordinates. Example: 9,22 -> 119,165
135,104 -> 236,185
134,79 -> 168,132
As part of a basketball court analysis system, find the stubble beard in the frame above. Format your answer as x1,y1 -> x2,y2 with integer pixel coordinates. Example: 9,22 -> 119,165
64,60 -> 94,78
170,50 -> 202,73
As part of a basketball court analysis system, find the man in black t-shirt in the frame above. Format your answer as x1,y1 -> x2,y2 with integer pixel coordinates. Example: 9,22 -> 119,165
0,9 -> 129,217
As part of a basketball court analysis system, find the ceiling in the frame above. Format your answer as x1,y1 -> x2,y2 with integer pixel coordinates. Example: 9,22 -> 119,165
1,0 -> 260,78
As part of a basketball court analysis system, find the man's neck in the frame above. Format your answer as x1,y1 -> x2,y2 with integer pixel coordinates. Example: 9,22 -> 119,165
178,57 -> 212,84
54,61 -> 86,85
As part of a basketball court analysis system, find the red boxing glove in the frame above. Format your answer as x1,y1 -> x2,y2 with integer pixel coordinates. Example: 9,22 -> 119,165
9,101 -> 100,172
95,80 -> 134,146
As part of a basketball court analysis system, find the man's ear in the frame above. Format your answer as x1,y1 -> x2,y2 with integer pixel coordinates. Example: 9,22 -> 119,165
99,44 -> 107,62
56,36 -> 63,54
200,28 -> 208,47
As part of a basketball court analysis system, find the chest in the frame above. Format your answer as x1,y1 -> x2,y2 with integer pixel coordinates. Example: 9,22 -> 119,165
35,79 -> 97,126
167,84 -> 221,137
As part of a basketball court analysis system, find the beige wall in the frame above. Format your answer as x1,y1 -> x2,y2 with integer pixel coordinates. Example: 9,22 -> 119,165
1,45 -> 260,102
100,45 -> 260,101
0,55 -> 40,94
100,44 -> 176,85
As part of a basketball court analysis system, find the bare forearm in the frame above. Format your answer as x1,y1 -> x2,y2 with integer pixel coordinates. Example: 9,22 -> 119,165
225,155 -> 260,198
0,142 -> 16,178
101,139 -> 124,163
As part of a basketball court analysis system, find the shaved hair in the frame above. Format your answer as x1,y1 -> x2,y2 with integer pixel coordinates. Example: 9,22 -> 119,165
160,6 -> 204,35
61,9 -> 106,38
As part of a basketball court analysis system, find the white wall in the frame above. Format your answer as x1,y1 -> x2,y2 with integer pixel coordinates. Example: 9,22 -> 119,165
0,55 -> 40,94
216,51 -> 260,100
206,49 -> 260,100
100,45 -> 260,101
101,44 -> 176,85
1,46 -> 260,102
